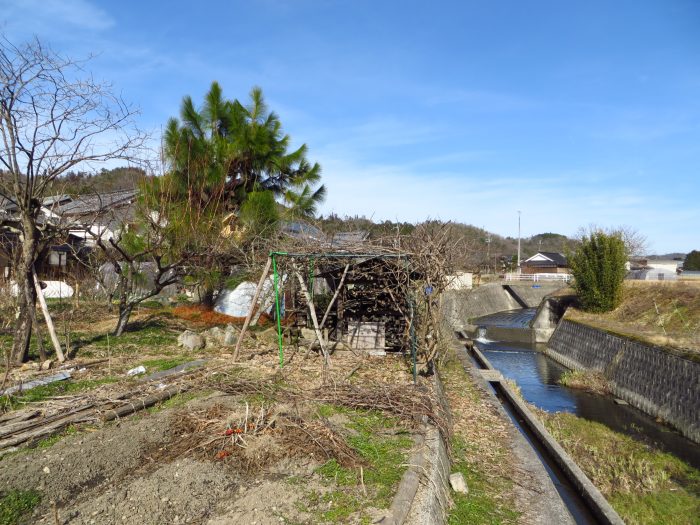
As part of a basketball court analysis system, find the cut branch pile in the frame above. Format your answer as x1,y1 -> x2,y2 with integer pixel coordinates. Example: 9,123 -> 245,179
0,366 -> 214,455
309,382 -> 450,441
211,377 -> 450,442
153,402 -> 364,472
160,403 -> 275,461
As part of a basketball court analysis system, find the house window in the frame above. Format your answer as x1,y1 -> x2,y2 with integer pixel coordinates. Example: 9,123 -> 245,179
49,251 -> 67,267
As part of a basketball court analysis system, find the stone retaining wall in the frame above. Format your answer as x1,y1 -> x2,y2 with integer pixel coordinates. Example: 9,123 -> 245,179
547,320 -> 700,443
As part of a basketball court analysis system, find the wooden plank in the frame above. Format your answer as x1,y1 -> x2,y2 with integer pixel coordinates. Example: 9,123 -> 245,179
32,267 -> 65,363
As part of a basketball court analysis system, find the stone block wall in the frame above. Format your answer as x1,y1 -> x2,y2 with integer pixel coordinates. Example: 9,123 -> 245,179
547,320 -> 700,443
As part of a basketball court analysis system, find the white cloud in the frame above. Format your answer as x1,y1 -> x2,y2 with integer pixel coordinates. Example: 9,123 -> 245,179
314,148 -> 697,254
0,0 -> 114,35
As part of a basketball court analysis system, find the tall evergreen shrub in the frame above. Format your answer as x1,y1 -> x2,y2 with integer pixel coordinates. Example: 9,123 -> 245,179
569,231 -> 627,312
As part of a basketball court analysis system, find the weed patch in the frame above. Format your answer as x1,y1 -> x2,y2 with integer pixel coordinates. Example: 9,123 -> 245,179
139,357 -> 190,372
1,377 -> 119,411
441,351 -> 520,524
0,490 -> 41,525
541,411 -> 700,524
307,405 -> 413,522
558,369 -> 611,395
36,425 -> 79,449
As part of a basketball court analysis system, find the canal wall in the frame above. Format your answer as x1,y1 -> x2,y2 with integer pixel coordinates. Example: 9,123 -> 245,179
442,282 -> 565,330
531,295 -> 577,343
547,320 -> 700,444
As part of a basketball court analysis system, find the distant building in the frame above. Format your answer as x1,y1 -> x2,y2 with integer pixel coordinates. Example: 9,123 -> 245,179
521,252 -> 569,274
626,259 -> 680,281
1,190 -> 137,280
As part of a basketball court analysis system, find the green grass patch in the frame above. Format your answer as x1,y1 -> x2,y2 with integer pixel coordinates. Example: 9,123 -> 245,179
541,411 -> 700,524
306,405 -> 413,522
36,425 -> 79,449
448,436 -> 520,525
146,390 -> 210,413
139,357 -> 190,372
0,489 -> 41,525
74,321 -> 178,356
1,377 -> 119,411
138,300 -> 165,310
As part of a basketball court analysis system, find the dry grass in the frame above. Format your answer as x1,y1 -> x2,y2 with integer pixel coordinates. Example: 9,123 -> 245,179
567,281 -> 700,357
440,354 -> 521,524
558,369 -> 612,395
537,410 -> 700,525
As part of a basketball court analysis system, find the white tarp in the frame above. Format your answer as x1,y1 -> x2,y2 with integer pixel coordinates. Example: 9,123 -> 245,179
214,277 -> 280,318
41,280 -> 75,298
10,280 -> 74,298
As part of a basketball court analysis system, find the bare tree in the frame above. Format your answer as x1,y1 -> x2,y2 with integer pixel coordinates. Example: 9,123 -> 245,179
404,221 -> 466,373
575,224 -> 648,259
0,36 -> 143,363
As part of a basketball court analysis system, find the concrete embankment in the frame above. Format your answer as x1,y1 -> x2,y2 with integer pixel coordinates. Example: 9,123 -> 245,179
547,320 -> 700,444
442,282 -> 565,329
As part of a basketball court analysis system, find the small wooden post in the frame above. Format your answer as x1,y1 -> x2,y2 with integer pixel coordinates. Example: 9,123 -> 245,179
32,267 -> 65,363
233,257 -> 272,361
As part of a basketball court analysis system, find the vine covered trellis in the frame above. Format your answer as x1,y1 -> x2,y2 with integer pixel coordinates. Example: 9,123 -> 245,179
234,222 -> 466,378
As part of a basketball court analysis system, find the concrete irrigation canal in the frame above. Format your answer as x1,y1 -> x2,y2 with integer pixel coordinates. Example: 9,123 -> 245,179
444,282 -> 700,524
472,308 -> 700,470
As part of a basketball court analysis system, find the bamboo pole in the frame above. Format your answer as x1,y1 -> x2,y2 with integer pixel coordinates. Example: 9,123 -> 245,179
233,257 -> 272,361
294,267 -> 330,365
32,267 -> 65,363
272,254 -> 285,368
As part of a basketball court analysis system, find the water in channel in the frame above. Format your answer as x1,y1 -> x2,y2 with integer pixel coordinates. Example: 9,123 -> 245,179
473,308 -> 700,470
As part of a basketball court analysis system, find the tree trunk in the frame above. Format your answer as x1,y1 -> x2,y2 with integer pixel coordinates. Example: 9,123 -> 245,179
12,276 -> 33,364
200,287 -> 215,308
11,214 -> 38,364
114,303 -> 133,337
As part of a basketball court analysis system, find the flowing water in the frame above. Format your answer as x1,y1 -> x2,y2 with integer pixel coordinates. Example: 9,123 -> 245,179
473,308 -> 700,469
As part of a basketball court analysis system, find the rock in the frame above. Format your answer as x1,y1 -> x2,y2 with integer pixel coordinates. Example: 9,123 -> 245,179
223,325 -> 238,346
203,327 -> 225,348
300,328 -> 316,341
40,359 -> 54,371
20,362 -> 40,371
449,472 -> 469,494
177,330 -> 205,351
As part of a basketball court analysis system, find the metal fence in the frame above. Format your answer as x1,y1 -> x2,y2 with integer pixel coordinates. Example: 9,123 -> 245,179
504,272 -> 572,282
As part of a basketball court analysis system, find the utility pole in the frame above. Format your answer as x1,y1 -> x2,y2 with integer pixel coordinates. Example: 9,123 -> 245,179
485,232 -> 491,273
517,211 -> 522,273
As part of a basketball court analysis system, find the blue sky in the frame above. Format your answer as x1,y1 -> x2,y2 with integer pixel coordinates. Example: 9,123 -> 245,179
2,0 -> 699,253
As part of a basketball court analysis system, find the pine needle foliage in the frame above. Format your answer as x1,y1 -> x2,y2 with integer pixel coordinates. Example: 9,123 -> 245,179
162,82 -> 325,219
570,231 -> 627,313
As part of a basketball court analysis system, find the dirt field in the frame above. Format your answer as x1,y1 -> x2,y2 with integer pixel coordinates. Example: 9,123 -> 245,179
0,305 -> 437,524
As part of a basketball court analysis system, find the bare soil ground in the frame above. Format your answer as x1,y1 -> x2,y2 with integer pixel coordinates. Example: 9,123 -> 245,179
0,303 -> 436,524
